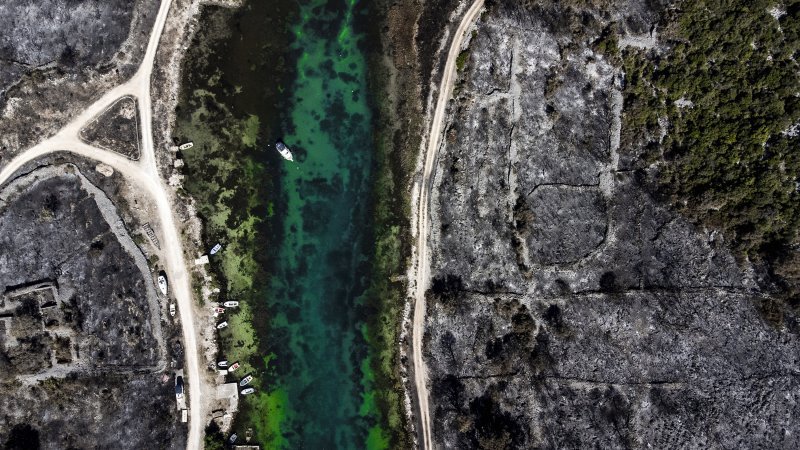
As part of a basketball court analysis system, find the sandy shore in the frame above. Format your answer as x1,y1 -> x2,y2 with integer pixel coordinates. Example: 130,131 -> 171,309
147,0 -> 244,435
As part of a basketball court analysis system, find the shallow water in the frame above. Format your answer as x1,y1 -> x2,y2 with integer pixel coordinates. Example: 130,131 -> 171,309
174,0 -> 383,445
262,0 -> 382,447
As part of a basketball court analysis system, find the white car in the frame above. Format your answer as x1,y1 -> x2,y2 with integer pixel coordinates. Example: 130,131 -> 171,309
175,375 -> 184,399
157,275 -> 168,296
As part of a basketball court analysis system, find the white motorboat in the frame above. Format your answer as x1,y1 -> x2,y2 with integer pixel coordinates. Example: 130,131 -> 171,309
240,387 -> 255,395
223,301 -> 239,308
157,275 -> 168,296
217,360 -> 228,368
228,362 -> 240,372
169,303 -> 176,317
179,142 -> 194,150
210,243 -> 222,255
275,141 -> 293,161
216,321 -> 228,329
239,375 -> 253,387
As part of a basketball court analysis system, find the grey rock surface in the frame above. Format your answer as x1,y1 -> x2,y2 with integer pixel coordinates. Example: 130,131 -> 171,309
425,1 -> 800,448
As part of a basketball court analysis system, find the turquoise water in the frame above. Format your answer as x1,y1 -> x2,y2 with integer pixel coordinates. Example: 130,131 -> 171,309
263,0 -> 383,447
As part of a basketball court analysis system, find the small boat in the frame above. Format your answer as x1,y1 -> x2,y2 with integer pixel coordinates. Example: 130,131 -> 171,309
157,274 -> 168,296
214,307 -> 225,314
217,360 -> 228,368
210,243 -> 222,255
223,301 -> 239,308
179,142 -> 194,150
239,375 -> 253,387
169,303 -> 176,317
229,433 -> 238,444
216,321 -> 228,329
228,362 -> 240,372
240,387 -> 255,395
275,140 -> 294,161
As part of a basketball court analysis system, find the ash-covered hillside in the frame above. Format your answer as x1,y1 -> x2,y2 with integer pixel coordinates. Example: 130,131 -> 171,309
0,0 -> 158,162
424,0 -> 800,448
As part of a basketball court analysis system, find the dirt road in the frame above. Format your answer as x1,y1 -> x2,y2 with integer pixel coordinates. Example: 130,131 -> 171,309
0,1 -> 208,449
410,0 -> 484,448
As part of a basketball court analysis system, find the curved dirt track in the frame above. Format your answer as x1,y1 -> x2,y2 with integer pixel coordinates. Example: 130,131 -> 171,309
410,0 -> 485,448
0,1 -> 208,449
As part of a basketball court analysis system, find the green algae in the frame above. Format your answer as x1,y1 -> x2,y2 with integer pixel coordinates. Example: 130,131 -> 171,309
174,0 -> 408,448
241,115 -> 261,148
248,0 -> 390,447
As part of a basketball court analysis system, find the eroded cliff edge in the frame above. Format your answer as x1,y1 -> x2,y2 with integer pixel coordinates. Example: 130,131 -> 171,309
423,1 -> 800,448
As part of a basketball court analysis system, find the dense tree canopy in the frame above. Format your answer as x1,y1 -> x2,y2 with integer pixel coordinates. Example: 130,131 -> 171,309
622,1 -> 800,278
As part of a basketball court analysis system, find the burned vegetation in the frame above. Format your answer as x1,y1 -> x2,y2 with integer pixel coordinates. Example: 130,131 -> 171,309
0,165 -> 184,449
0,0 -> 158,163
79,95 -> 142,160
424,0 -> 800,448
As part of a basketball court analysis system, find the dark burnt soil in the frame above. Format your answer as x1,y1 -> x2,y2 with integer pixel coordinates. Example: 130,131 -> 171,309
0,164 -> 184,449
0,0 -> 158,164
79,96 -> 141,160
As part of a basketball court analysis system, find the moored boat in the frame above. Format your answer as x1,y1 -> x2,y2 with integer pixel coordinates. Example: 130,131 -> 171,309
223,301 -> 239,308
210,243 -> 222,255
239,375 -> 253,387
179,142 -> 194,150
228,362 -> 240,372
216,321 -> 228,329
240,387 -> 255,395
214,307 -> 225,314
169,303 -> 176,317
275,140 -> 294,161
217,360 -> 228,368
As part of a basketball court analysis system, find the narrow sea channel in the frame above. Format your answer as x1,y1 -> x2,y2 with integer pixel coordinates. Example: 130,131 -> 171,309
175,0 -> 385,447
259,0 -> 382,447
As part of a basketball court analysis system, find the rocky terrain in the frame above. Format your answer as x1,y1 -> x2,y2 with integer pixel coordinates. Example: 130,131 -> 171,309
424,1 -> 800,448
0,0 -> 158,162
0,164 -> 185,449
